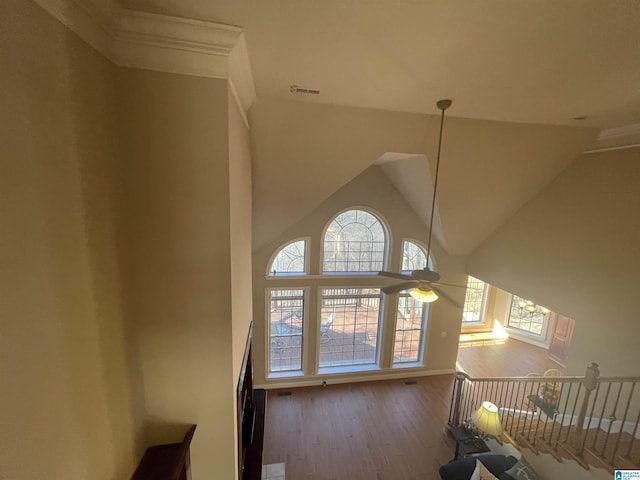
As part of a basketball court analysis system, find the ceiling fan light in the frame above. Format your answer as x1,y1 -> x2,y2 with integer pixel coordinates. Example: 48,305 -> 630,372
525,305 -> 537,313
410,287 -> 439,303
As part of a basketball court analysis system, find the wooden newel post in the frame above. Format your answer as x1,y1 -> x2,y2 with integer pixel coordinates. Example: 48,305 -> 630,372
451,372 -> 465,427
574,362 -> 600,453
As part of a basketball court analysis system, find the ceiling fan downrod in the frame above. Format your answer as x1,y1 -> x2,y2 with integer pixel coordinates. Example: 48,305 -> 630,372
425,99 -> 452,264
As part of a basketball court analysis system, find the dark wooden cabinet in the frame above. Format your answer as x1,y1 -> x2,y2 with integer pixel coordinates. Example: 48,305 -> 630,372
131,425 -> 196,480
238,324 -> 266,480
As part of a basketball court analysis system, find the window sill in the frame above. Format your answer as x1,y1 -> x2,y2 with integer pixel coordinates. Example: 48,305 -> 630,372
267,370 -> 305,379
318,364 -> 379,375
392,361 -> 423,369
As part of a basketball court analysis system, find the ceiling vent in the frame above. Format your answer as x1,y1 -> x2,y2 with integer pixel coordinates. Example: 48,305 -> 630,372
290,85 -> 320,95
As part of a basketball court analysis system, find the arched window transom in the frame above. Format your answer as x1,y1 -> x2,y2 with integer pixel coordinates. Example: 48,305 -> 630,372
268,240 -> 306,276
323,209 -> 387,273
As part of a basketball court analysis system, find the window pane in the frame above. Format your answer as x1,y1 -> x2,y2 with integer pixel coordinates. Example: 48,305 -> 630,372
507,295 -> 548,336
402,241 -> 432,271
323,210 -> 386,273
269,289 -> 304,372
319,288 -> 381,368
393,293 -> 427,364
462,276 -> 487,323
269,240 -> 306,276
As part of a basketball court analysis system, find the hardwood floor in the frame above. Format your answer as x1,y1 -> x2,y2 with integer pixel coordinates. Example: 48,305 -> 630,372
263,338 -> 563,479
457,338 -> 563,378
263,375 -> 456,480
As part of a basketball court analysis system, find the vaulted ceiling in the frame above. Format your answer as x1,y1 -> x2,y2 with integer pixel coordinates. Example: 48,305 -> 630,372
111,0 -> 639,254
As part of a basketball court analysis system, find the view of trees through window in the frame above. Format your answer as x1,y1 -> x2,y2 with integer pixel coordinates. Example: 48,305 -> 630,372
266,208 -> 434,377
462,276 -> 487,323
323,209 -> 386,273
269,240 -> 306,275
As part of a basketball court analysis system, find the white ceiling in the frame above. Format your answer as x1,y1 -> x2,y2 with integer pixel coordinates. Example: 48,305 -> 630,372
112,0 -> 637,256
120,0 -> 640,129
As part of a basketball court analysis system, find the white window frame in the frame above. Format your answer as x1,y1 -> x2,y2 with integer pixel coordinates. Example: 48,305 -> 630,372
320,207 -> 391,275
316,286 -> 384,373
266,237 -> 310,277
265,287 -> 309,378
461,276 -> 490,326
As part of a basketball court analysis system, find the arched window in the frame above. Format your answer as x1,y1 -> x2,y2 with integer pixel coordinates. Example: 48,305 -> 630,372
401,240 -> 433,272
322,209 -> 387,273
268,239 -> 306,276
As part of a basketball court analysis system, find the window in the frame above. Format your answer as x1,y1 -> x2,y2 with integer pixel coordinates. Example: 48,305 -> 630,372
268,240 -> 306,276
392,240 -> 432,365
507,295 -> 549,336
318,288 -> 382,368
402,240 -> 432,271
462,276 -> 488,324
265,208 -> 439,379
392,292 -> 428,364
323,209 -> 387,273
268,289 -> 304,373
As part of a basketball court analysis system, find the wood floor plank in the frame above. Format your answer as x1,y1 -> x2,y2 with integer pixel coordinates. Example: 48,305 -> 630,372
264,376 -> 456,480
457,338 -> 563,378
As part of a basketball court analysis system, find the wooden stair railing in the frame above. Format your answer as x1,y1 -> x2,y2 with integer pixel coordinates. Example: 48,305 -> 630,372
448,364 -> 640,473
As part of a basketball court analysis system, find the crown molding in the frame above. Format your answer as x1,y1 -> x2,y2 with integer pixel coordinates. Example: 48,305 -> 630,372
32,0 -> 256,113
590,123 -> 640,151
33,0 -> 116,59
597,123 -> 640,141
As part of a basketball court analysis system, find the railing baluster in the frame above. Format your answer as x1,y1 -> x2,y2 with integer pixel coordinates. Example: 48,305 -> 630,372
593,381 -> 612,451
560,382 -> 574,445
548,381 -> 564,449
625,408 -> 640,461
533,381 -> 542,444
446,369 -> 640,468
579,381 -> 601,455
613,382 -> 635,464
602,382 -> 624,459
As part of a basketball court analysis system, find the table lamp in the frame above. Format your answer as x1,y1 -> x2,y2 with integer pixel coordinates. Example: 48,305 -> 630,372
471,401 -> 503,438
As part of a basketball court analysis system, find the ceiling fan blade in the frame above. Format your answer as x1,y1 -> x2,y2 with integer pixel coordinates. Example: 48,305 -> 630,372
411,269 -> 441,282
431,282 -> 467,289
382,281 -> 418,295
430,286 -> 462,308
377,271 -> 413,281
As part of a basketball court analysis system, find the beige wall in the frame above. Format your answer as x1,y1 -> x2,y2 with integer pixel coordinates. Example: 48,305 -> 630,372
0,1 -> 138,478
250,97 -> 429,251
117,69 -> 239,478
229,93 -> 254,384
468,148 -> 640,376
228,91 -> 253,475
252,166 -> 467,387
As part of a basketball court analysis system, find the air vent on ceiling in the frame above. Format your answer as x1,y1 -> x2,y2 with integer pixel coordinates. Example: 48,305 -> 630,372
290,85 -> 320,95
277,391 -> 292,397
405,380 -> 418,385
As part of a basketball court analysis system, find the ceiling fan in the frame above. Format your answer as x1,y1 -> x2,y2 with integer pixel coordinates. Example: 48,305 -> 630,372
377,99 -> 464,307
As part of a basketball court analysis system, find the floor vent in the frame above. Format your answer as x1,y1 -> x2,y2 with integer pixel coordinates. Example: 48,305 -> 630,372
277,391 -> 292,397
405,380 -> 418,385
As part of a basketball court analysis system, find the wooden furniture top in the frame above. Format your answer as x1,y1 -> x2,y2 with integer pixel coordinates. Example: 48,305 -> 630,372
131,425 -> 197,480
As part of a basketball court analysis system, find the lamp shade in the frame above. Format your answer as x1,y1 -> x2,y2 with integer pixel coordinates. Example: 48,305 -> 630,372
410,287 -> 438,303
471,401 -> 503,437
